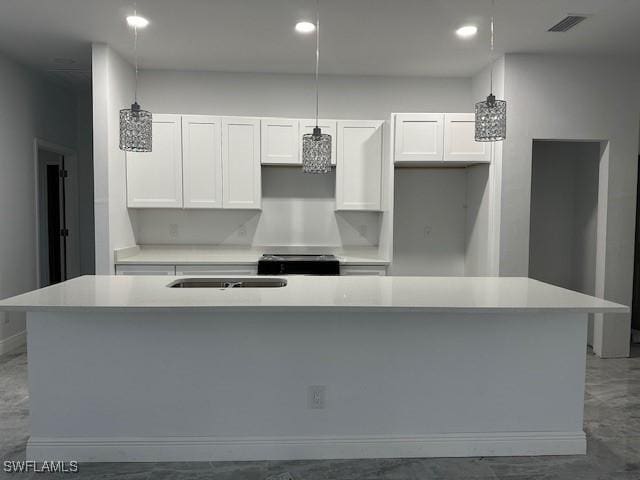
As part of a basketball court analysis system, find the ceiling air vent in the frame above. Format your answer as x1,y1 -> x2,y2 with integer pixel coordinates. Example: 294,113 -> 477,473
548,15 -> 588,32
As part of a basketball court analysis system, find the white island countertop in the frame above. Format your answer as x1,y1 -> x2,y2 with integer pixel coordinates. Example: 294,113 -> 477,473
0,275 -> 627,314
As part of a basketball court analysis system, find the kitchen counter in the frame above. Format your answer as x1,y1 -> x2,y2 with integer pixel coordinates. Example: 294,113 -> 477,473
0,275 -> 626,314
4,276 -> 626,463
114,245 -> 390,266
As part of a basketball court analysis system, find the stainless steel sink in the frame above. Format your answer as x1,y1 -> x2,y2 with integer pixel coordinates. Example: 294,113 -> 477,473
168,278 -> 287,289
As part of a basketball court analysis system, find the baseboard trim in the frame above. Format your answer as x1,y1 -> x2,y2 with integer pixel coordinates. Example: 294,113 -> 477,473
27,431 -> 586,462
0,330 -> 26,355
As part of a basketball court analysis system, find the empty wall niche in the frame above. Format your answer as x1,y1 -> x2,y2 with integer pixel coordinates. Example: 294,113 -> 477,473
529,140 -> 600,343
391,165 -> 491,276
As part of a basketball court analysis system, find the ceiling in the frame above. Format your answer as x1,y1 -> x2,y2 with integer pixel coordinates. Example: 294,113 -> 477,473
0,0 -> 638,81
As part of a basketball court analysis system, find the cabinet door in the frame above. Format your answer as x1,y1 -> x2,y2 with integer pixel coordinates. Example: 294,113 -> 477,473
336,120 -> 384,211
394,113 -> 444,162
115,265 -> 176,275
444,113 -> 491,163
299,119 -> 337,166
222,117 -> 262,209
341,265 -> 387,276
126,114 -> 183,208
175,265 -> 258,276
261,118 -> 299,165
182,115 -> 223,208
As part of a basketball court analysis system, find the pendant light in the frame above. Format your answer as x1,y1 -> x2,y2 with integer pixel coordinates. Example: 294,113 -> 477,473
119,8 -> 152,152
475,0 -> 506,142
302,0 -> 332,174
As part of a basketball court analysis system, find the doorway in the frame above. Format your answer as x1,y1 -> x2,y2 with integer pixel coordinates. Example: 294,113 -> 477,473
529,140 -> 601,345
35,140 -> 80,287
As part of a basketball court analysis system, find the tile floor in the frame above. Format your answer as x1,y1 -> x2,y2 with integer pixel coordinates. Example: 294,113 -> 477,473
1,344 -> 639,479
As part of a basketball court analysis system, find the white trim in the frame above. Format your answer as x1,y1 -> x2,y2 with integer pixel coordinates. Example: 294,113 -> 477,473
0,330 -> 26,355
27,431 -> 586,462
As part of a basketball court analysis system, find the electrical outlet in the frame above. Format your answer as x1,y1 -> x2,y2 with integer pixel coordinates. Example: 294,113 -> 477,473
308,385 -> 326,409
169,224 -> 179,238
238,226 -> 247,237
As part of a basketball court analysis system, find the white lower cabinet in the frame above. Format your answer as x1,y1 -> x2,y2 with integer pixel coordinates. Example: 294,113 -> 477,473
175,265 -> 258,276
341,265 -> 387,276
115,265 -> 176,275
336,120 -> 384,211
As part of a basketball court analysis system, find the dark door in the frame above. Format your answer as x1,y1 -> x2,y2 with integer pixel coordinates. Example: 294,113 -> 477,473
43,158 -> 67,285
632,156 -> 640,334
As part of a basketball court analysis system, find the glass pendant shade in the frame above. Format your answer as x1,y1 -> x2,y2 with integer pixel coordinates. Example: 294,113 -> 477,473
119,102 -> 152,152
475,94 -> 506,142
302,127 -> 332,174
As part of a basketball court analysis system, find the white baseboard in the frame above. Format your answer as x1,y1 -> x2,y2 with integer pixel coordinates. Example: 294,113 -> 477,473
27,431 -> 586,462
0,330 -> 26,355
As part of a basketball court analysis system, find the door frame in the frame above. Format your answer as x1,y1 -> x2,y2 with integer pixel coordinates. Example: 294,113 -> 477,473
33,138 -> 80,287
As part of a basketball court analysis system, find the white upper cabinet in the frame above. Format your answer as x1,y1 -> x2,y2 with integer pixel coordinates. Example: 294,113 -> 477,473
222,117 -> 262,209
182,115 -> 223,209
261,118 -> 299,165
444,113 -> 491,163
299,119 -> 337,166
336,120 -> 384,211
394,113 -> 444,162
127,114 -> 183,208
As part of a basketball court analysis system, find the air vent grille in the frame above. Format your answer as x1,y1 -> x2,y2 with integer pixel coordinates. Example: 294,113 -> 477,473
548,15 -> 588,32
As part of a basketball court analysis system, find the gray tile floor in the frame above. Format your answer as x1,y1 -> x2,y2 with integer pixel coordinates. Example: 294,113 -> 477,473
1,344 -> 639,479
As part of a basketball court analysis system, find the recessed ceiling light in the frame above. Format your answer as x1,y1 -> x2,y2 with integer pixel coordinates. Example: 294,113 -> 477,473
295,21 -> 316,34
456,25 -> 478,38
126,15 -> 149,28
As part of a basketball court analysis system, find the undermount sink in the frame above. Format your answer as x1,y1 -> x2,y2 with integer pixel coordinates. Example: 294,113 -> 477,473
167,278 -> 287,289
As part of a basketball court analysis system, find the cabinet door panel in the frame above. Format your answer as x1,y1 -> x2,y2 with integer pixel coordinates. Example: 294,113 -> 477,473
394,113 -> 444,162
126,114 -> 183,208
182,115 -> 223,208
222,117 -> 262,209
336,120 -> 384,211
444,113 -> 491,163
261,118 -> 299,165
299,119 -> 337,166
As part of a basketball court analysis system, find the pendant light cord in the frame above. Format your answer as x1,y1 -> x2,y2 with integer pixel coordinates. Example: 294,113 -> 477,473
315,0 -> 320,127
133,3 -> 139,104
489,0 -> 495,95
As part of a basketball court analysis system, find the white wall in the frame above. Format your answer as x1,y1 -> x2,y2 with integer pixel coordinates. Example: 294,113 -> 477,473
500,53 -> 640,357
126,69 -> 472,250
0,51 -> 77,351
391,169 -> 467,276
92,44 -> 137,274
138,70 -> 471,120
134,168 -> 381,247
76,88 -> 95,274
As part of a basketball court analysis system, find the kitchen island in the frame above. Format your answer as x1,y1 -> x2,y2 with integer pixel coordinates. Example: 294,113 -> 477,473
0,275 -> 627,462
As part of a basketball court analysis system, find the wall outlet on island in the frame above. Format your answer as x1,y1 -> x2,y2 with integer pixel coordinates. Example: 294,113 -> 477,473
308,385 -> 326,409
169,224 -> 179,239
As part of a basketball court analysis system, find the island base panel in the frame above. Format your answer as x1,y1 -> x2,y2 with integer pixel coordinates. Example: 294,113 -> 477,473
26,311 -> 588,461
